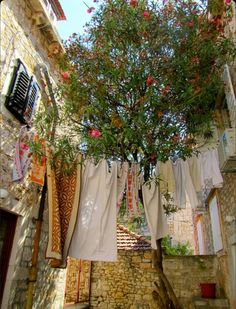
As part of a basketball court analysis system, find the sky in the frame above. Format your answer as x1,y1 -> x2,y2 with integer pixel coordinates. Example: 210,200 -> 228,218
56,0 -> 98,40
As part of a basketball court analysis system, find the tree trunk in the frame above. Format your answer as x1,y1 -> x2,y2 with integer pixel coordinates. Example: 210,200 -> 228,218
152,239 -> 182,309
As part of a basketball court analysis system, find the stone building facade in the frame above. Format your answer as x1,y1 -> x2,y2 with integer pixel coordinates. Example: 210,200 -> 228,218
0,1 -> 66,308
192,2 -> 236,308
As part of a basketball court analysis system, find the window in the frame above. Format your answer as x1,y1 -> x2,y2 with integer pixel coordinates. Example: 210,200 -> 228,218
5,59 -> 40,125
0,209 -> 17,306
209,195 -> 223,253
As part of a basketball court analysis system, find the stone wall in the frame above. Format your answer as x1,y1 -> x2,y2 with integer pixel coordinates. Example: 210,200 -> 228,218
167,200 -> 195,253
65,253 -> 220,309
216,173 -> 236,309
0,1 -> 66,308
199,173 -> 236,309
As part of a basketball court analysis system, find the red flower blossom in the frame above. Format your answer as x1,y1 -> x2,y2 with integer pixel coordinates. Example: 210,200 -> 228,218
87,7 -> 95,13
143,10 -> 150,18
130,0 -> 138,7
90,129 -> 102,137
172,134 -> 180,143
146,75 -> 154,86
157,111 -> 164,118
191,56 -> 200,63
187,21 -> 194,27
61,71 -> 70,80
20,142 -> 29,150
225,0 -> 231,4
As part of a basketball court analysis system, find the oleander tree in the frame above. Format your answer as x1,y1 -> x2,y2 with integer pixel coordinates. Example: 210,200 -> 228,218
34,0 -> 235,307
37,0 -> 235,172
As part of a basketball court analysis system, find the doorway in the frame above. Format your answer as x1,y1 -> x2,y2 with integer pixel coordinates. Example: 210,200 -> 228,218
0,209 -> 17,306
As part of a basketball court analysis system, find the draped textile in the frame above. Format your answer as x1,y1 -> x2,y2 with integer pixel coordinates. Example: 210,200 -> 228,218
142,181 -> 168,249
126,163 -> 142,219
69,160 -> 118,262
46,155 -> 81,267
13,126 -> 32,182
117,161 -> 129,214
200,148 -> 223,188
156,160 -> 176,193
172,159 -> 199,208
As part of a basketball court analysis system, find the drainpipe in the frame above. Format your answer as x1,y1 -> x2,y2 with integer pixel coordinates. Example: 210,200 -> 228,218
25,63 -> 58,309
25,179 -> 47,309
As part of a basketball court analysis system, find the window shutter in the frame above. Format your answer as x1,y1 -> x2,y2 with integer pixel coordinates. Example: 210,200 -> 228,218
24,80 -> 40,124
5,59 -> 40,125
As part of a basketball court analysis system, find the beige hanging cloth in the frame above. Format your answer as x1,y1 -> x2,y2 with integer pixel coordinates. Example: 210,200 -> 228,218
156,160 -> 176,193
46,152 -> 82,267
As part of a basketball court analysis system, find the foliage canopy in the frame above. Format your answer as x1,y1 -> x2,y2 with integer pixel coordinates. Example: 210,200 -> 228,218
36,0 -> 235,172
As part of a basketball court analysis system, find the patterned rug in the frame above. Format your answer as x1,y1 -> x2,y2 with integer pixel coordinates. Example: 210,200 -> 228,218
46,155 -> 82,267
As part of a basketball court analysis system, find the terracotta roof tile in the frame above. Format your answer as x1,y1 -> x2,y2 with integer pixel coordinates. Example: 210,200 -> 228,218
117,224 -> 151,250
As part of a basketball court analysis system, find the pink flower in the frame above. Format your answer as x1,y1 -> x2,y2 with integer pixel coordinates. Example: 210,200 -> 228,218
192,9 -> 198,14
143,10 -> 150,18
90,129 -> 102,137
146,75 -> 154,86
20,142 -> 29,150
87,7 -> 95,13
61,71 -> 70,80
225,0 -> 231,4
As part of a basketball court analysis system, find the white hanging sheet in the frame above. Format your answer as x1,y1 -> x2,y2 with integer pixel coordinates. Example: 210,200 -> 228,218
172,159 -> 199,208
142,181 -> 168,249
187,155 -> 203,192
200,148 -> 223,188
69,159 -> 117,262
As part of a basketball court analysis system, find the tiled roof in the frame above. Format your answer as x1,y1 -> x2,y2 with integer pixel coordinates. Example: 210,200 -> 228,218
117,225 -> 151,250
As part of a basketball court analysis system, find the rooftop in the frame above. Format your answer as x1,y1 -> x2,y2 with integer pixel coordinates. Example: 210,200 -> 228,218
117,225 -> 151,251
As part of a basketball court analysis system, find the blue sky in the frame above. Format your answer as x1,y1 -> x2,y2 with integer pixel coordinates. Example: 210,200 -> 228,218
56,0 -> 98,40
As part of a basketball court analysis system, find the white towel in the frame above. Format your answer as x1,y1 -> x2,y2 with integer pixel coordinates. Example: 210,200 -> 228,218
142,181 -> 168,249
172,159 -> 199,208
69,159 -> 117,262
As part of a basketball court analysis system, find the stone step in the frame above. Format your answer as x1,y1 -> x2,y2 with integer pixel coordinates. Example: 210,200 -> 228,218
192,297 -> 229,309
64,303 -> 90,309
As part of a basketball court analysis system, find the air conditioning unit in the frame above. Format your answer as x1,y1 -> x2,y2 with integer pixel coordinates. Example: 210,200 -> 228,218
223,64 -> 236,127
218,128 -> 236,172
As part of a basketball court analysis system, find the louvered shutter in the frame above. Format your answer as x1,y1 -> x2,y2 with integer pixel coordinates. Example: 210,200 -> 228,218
5,59 -> 40,125
24,80 -> 40,124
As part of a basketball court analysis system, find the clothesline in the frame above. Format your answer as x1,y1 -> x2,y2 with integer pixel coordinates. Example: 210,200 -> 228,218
12,129 -> 223,263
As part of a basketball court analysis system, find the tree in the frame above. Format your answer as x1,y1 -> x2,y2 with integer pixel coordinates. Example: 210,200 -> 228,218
34,0 -> 235,307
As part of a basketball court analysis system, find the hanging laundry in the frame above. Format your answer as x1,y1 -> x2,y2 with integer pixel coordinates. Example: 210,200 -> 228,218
13,126 -> 32,182
142,180 -> 168,249
200,148 -> 223,188
156,160 -> 176,193
30,136 -> 46,186
126,163 -> 142,219
117,161 -> 129,214
69,159 -> 118,262
172,159 -> 199,208
46,152 -> 82,267
187,155 -> 203,192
